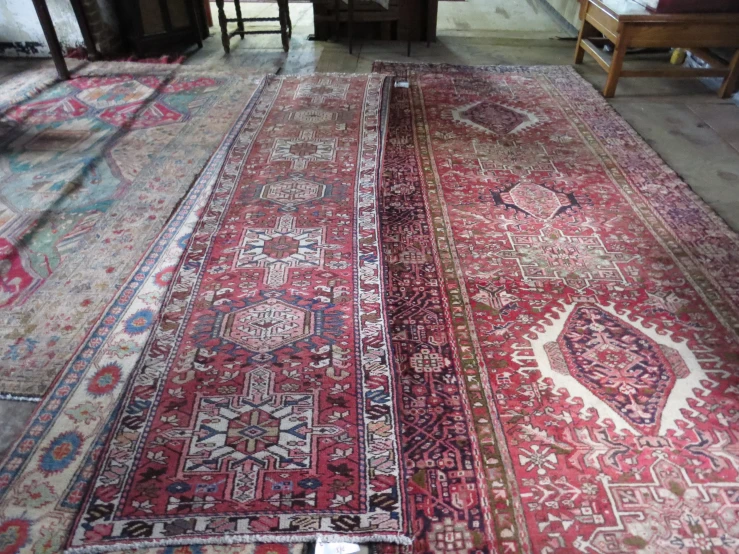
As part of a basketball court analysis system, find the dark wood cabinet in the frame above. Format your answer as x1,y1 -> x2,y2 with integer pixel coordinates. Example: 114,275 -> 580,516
312,0 -> 438,43
116,0 -> 208,56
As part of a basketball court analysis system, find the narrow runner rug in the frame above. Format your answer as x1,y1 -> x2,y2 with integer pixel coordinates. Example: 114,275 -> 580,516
374,62 -> 739,553
67,74 -> 410,552
0,62 -> 263,399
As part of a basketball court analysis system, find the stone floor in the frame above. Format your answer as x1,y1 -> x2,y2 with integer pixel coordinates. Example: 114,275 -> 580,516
0,0 -> 738,466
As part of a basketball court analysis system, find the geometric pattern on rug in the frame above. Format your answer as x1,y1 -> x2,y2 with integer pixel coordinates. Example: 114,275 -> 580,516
67,74 -> 410,551
374,62 -> 739,554
0,63 -> 262,399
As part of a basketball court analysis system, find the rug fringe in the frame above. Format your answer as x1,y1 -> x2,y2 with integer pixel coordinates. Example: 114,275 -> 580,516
0,392 -> 41,402
65,533 -> 413,554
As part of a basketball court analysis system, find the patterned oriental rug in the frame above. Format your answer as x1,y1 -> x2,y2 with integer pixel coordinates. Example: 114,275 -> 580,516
373,62 -> 739,554
66,73 -> 411,552
0,62 -> 263,400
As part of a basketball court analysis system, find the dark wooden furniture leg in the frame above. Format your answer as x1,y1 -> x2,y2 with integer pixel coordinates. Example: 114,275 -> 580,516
719,50 -> 739,99
427,0 -> 433,47
31,0 -> 70,80
234,0 -> 245,38
278,0 -> 290,52
334,0 -> 341,42
215,0 -> 230,53
69,0 -> 99,60
348,0 -> 354,54
285,0 -> 292,38
574,19 -> 596,64
186,0 -> 204,48
203,0 -> 213,27
603,31 -> 629,98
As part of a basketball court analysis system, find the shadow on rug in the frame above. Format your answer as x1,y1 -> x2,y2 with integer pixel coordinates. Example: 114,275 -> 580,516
0,62 -> 262,399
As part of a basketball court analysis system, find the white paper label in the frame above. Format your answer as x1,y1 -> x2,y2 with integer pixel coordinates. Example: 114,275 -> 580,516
314,541 -> 361,554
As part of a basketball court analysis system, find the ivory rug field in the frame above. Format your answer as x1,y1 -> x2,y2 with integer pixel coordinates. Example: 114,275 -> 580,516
0,62 -> 263,399
67,74 -> 410,552
373,62 -> 739,553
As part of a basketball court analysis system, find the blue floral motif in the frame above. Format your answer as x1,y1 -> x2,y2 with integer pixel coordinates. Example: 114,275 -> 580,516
39,431 -> 82,474
124,309 -> 154,335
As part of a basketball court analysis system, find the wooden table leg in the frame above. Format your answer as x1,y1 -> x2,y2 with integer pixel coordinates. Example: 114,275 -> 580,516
574,19 -> 596,64
30,0 -> 70,81
719,49 -> 739,99
604,33 -> 629,98
215,0 -> 230,53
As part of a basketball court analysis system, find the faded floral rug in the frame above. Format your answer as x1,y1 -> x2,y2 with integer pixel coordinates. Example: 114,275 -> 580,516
0,62 -> 263,399
0,80 -> 285,553
373,62 -> 739,553
67,74 -> 410,551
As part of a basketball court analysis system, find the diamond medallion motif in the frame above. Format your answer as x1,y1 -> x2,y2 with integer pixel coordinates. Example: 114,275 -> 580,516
259,177 -> 327,209
493,183 -> 579,220
453,100 -> 539,136
77,81 -> 154,108
552,305 -> 679,434
231,214 -> 327,287
531,303 -> 705,436
270,130 -> 337,170
5,97 -> 89,125
170,368 -> 318,502
221,298 -> 313,353
499,227 -> 636,290
98,101 -> 185,129
295,78 -> 350,102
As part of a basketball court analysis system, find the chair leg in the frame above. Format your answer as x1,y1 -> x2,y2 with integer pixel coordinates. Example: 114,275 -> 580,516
31,0 -> 70,80
285,0 -> 292,38
215,0 -> 230,53
234,0 -> 245,39
278,0 -> 290,52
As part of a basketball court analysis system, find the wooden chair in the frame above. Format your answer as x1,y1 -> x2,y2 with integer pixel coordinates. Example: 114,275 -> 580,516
215,0 -> 291,53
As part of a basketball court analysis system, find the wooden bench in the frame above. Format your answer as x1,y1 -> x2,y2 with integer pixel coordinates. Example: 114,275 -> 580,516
574,0 -> 739,98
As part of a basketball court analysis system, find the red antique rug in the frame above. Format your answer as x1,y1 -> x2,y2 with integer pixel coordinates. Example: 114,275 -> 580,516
374,62 -> 739,553
67,74 -> 411,552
